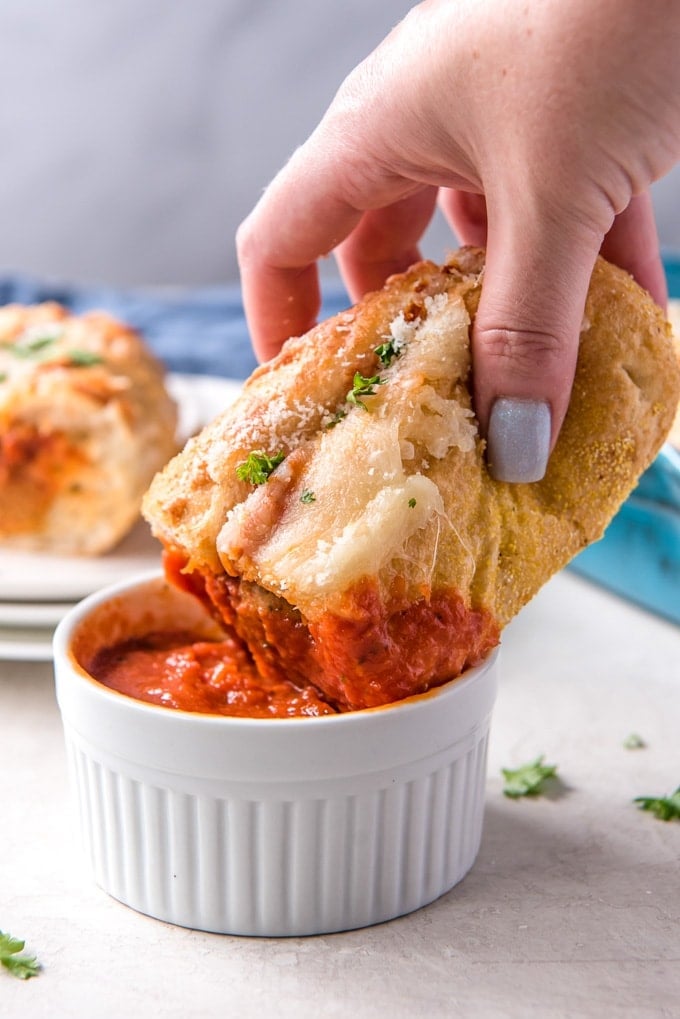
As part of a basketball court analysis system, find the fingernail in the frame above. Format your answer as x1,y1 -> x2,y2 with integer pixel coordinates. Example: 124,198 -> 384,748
487,398 -> 551,483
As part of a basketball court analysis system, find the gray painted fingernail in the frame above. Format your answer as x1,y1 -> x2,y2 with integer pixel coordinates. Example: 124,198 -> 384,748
487,398 -> 551,483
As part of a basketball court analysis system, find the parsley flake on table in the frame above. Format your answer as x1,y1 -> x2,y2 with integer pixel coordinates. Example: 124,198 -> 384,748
623,732 -> 646,749
501,756 -> 558,798
0,930 -> 41,980
235,450 -> 285,485
346,372 -> 385,409
634,786 -> 680,822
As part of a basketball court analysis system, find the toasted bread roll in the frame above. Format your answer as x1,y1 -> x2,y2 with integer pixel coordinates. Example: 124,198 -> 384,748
144,248 -> 680,709
667,298 -> 680,449
0,303 -> 178,554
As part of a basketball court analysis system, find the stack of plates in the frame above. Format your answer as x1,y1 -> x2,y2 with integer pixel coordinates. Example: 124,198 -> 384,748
0,520 -> 165,661
0,373 -> 242,663
0,601 -> 74,661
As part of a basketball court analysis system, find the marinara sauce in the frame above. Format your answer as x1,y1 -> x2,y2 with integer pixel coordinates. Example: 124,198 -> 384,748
90,550 -> 498,719
89,629 -> 337,718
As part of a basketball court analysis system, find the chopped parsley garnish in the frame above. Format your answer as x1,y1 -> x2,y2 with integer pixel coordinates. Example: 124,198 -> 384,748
623,732 -> 646,749
235,450 -> 285,485
0,372 -> 6,383
346,372 -> 385,409
634,786 -> 680,822
374,338 -> 402,367
325,409 -> 346,429
502,756 -> 558,798
300,489 -> 316,504
67,349 -> 104,367
0,930 -> 41,980
408,497 -> 417,508
9,335 -> 57,359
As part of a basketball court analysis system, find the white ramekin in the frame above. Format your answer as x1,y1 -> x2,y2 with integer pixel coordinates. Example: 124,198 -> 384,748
53,572 -> 499,937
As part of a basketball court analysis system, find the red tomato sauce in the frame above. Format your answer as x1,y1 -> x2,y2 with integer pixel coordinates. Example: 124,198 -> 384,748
89,629 -> 337,718
310,580 -> 499,710
92,551 -> 499,718
0,423 -> 79,533
158,549 -> 500,714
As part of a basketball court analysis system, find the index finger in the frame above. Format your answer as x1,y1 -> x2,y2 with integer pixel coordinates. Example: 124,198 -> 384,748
236,144 -> 364,362
236,126 -> 436,363
599,192 -> 667,308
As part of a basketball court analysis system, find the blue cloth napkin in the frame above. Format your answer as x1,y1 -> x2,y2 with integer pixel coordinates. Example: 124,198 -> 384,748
0,273 -> 350,381
570,446 -> 680,624
663,250 -> 680,299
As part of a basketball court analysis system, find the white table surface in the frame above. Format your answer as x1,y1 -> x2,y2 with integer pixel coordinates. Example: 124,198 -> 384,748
2,569 -> 679,1019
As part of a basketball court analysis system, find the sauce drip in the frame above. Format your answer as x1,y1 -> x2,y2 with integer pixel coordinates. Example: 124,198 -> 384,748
90,551 -> 499,718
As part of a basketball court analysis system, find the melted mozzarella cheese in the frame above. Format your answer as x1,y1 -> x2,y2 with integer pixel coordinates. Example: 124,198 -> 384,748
217,293 -> 478,603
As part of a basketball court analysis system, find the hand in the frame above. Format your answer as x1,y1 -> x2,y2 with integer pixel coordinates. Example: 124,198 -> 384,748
237,0 -> 680,481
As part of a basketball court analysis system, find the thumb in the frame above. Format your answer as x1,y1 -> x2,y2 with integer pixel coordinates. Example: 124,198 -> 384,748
473,202 -> 602,483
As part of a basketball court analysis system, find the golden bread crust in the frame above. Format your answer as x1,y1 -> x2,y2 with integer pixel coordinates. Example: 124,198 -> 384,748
666,298 -> 680,449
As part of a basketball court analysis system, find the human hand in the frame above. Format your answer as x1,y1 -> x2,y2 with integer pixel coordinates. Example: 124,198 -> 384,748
237,0 -> 680,481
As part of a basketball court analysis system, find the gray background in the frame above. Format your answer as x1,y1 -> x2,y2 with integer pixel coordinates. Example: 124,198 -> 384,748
0,0 -> 678,288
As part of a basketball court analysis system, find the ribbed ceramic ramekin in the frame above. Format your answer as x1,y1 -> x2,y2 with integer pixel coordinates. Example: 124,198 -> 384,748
53,572 -> 499,937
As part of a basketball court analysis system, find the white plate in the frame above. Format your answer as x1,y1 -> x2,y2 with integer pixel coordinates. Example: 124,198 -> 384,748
0,625 -> 55,662
0,518 -> 163,602
167,372 -> 243,443
0,374 -> 243,605
0,601 -> 75,628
